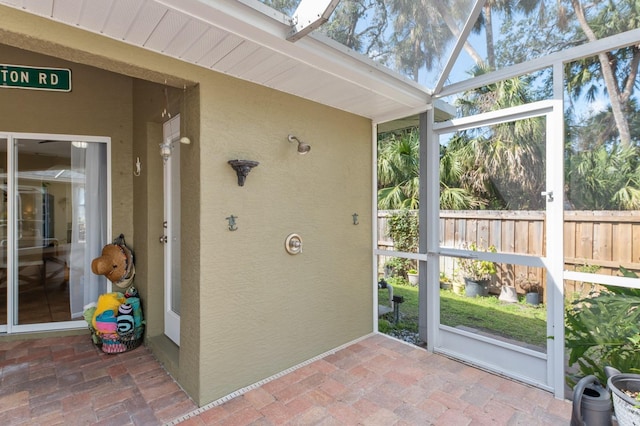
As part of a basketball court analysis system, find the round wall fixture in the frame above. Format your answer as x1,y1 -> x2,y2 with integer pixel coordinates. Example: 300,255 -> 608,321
285,233 -> 303,255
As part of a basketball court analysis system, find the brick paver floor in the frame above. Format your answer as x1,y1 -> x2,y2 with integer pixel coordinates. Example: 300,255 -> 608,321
0,333 -> 572,425
0,334 -> 196,425
173,334 -> 571,425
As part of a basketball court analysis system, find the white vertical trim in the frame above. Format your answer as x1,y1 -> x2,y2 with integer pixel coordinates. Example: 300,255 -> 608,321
0,134 -> 4,333
549,63 -> 566,399
418,111 -> 427,343
6,135 -> 15,331
372,122 -> 379,331
106,134 -> 113,294
163,115 -> 181,346
424,109 -> 439,351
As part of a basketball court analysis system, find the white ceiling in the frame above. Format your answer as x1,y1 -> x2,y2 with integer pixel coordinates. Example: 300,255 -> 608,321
0,0 -> 440,124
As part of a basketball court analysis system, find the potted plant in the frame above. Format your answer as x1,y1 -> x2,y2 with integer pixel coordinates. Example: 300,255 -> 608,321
439,272 -> 452,290
452,280 -> 465,295
383,258 -> 403,278
457,242 -> 496,297
606,367 -> 640,426
407,269 -> 419,285
518,273 -> 541,305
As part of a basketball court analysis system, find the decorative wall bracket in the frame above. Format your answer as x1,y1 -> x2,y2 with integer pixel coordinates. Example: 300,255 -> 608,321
226,215 -> 238,231
228,159 -> 259,186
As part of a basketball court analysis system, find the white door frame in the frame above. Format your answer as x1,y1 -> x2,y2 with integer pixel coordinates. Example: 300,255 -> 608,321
0,132 -> 111,334
425,100 -> 565,397
162,116 -> 181,346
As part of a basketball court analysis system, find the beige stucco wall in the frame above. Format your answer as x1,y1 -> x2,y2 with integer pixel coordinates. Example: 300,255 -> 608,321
0,44 -> 134,240
0,5 -> 373,406
197,77 -> 373,403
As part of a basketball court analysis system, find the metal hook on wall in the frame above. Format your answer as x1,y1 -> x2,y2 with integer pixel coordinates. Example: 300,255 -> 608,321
134,157 -> 141,177
226,215 -> 238,231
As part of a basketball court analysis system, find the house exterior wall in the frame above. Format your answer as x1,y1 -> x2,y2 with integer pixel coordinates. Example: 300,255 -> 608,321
0,44 -> 134,240
197,75 -> 373,404
0,5 -> 373,406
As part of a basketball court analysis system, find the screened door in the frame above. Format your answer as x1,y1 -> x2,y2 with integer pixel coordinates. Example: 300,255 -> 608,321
427,101 -> 565,396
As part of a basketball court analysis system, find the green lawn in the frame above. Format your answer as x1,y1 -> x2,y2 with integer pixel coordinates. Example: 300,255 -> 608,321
378,282 -> 548,348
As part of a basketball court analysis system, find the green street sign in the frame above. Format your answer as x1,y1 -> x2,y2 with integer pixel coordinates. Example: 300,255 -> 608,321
0,64 -> 71,92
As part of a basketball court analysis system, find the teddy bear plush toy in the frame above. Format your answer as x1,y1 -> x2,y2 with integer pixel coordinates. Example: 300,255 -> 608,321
91,234 -> 135,289
87,235 -> 143,353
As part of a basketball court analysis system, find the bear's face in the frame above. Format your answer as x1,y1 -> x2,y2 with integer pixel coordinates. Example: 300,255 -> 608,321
91,244 -> 128,283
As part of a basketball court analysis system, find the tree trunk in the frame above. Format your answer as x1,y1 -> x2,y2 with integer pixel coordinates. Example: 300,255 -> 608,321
484,3 -> 495,70
433,1 -> 484,66
571,0 -> 632,146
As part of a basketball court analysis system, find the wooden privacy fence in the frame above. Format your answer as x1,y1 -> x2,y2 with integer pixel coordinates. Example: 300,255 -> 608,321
378,210 -> 640,297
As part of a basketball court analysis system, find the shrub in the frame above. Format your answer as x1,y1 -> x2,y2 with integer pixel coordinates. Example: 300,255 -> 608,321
565,266 -> 640,386
387,210 -> 418,277
456,241 -> 496,282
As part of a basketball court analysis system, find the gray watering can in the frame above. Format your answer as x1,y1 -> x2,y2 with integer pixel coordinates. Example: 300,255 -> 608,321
570,374 -> 613,426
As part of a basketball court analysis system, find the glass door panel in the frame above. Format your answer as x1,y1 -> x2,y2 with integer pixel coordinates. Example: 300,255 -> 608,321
0,137 -> 6,327
12,137 -> 107,327
163,116 -> 181,345
15,139 -> 72,324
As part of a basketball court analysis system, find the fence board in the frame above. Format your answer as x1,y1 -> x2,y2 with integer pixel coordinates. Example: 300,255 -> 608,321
597,222 -> 612,262
377,210 -> 640,297
502,219 -> 515,252
613,223 -> 632,264
634,224 -> 640,267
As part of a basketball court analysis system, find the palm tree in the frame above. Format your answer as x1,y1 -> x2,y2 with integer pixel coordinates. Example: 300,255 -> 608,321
387,0 -> 456,82
378,129 -> 481,209
567,144 -> 640,210
477,0 -> 544,70
377,130 -> 420,209
498,0 -> 640,148
567,0 -> 639,147
451,65 -> 547,210
439,136 -> 488,209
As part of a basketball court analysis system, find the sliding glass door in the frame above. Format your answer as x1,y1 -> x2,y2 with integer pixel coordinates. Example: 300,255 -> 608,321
0,133 -> 109,332
0,137 -> 6,328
